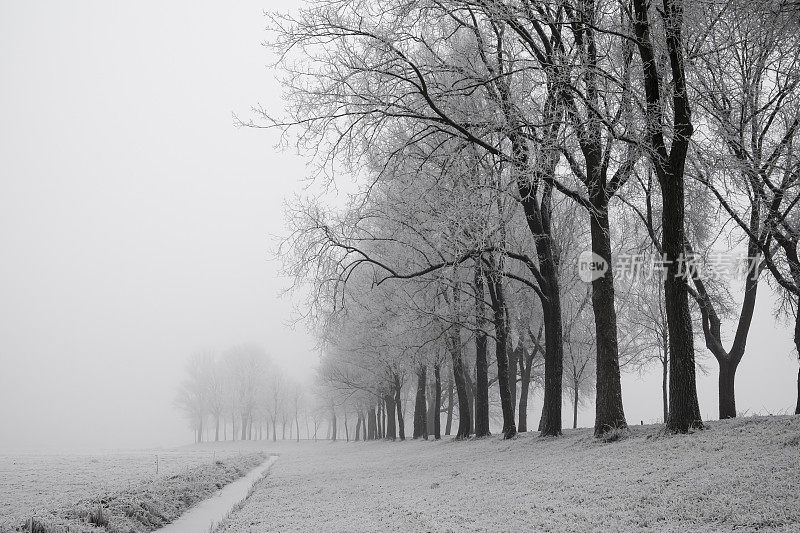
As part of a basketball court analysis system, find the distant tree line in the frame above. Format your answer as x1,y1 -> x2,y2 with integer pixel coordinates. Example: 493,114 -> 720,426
175,344 -> 309,443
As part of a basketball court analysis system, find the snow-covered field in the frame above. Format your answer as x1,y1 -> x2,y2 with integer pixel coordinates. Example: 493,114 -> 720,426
3,417 -> 797,532
213,416 -> 800,532
0,448 -> 264,531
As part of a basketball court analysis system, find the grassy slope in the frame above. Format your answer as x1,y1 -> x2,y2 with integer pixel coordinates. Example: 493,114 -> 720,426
215,416 -> 800,532
1,453 -> 265,533
0,449 -> 256,526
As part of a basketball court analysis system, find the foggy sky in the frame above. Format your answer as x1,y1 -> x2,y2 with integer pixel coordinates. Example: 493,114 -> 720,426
1,1 -> 797,451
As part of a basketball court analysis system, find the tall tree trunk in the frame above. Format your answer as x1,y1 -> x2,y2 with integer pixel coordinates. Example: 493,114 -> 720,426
355,414 -> 361,442
434,364 -> 442,440
590,205 -> 628,435
486,267 -> 517,439
426,381 -> 436,437
514,144 -> 563,437
378,401 -> 385,439
518,360 -> 531,433
384,401 -> 388,438
215,415 -> 220,442
662,352 -> 669,423
368,407 -> 377,440
474,265 -> 490,437
718,359 -> 738,419
794,308 -> 800,414
632,0 -> 702,433
271,416 -> 277,441
663,229 -> 703,430
240,414 -> 247,441
384,395 -> 396,440
796,366 -> 800,415
362,411 -> 367,440
519,329 -> 542,432
331,410 -> 337,442
361,412 -> 366,440
537,246 -> 564,437
344,412 -> 349,442
449,327 -> 472,439
394,374 -> 405,441
507,345 -> 519,422
519,344 -> 537,432
573,386 -> 579,429
413,365 -> 428,439
445,371 -> 454,436
465,370 -> 475,435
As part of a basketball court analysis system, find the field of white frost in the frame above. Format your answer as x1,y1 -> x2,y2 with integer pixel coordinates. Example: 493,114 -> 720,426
0,447 -> 265,531
214,416 -> 800,533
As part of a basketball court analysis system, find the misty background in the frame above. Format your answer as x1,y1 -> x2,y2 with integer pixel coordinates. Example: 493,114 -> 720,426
1,0 -> 797,451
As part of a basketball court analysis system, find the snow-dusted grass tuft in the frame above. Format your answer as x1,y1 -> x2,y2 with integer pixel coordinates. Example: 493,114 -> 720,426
597,426 -> 631,443
86,506 -> 109,528
214,416 -> 800,532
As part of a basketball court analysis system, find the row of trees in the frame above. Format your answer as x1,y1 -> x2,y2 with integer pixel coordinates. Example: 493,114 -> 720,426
261,0 -> 800,439
175,344 -> 308,443
175,344 -> 397,442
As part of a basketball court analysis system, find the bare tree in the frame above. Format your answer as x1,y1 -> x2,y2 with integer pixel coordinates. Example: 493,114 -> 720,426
224,344 -> 270,440
175,352 -> 211,443
630,0 -> 704,432
688,0 -> 800,417
267,368 -> 285,441
265,1 -> 569,435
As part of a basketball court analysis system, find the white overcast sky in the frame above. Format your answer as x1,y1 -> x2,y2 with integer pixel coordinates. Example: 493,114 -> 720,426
0,1 -> 797,451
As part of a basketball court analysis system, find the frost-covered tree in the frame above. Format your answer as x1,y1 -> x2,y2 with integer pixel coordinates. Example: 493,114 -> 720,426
223,344 -> 270,440
175,352 -> 214,443
265,1 -> 572,436
262,0 -> 800,437
686,0 -> 800,417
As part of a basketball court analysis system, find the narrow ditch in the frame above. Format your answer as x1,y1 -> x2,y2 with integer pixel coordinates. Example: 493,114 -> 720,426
153,455 -> 278,533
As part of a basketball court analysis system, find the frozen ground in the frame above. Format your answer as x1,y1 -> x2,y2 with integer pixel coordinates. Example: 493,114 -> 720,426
213,416 -> 800,532
0,448 -> 263,531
